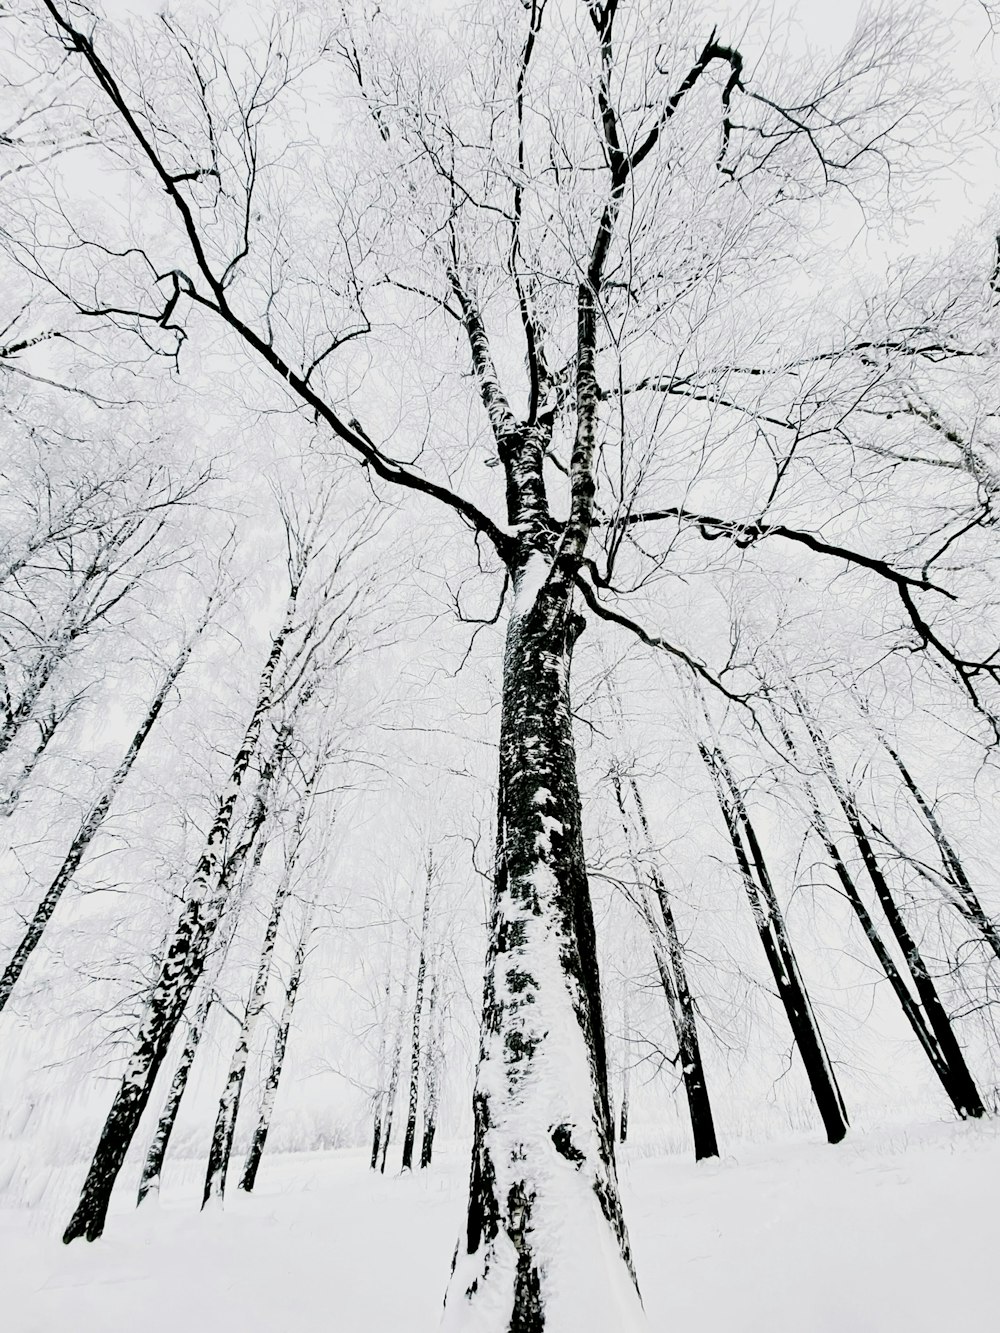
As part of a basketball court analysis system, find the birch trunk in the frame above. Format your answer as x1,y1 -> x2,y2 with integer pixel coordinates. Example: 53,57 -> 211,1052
61,592 -> 296,1243
420,964 -> 442,1169
0,622 -> 205,1013
136,983 -> 213,1205
202,769 -> 319,1206
401,854 -> 433,1172
238,897 -> 316,1193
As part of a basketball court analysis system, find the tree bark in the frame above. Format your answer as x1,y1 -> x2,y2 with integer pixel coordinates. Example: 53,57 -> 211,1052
401,852 -> 433,1172
61,591 -> 297,1243
702,741 -> 849,1145
0,619 -> 206,1013
238,897 -> 316,1193
444,560 -> 640,1332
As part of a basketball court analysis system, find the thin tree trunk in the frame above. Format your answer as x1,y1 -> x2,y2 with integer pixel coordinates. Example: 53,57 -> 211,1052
0,616 -> 208,1013
62,591 -> 297,1244
378,906 -> 417,1175
615,771 -> 719,1162
370,977 -> 390,1171
238,897 -> 316,1193
0,696 -> 81,816
420,964 -> 442,1169
769,704 -> 958,1097
202,763 -> 320,1206
792,693 -> 985,1119
378,1003 -> 405,1175
370,1105 -> 383,1171
878,734 -> 1000,961
136,984 -> 213,1205
702,741 -> 850,1145
444,561 -> 638,1330
401,852 -> 433,1172
618,987 -> 629,1146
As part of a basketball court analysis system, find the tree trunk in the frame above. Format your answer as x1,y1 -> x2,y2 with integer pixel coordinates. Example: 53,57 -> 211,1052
202,765 -> 319,1207
702,741 -> 849,1145
618,987 -> 629,1147
613,771 -> 719,1162
370,1107 -> 383,1171
420,965 -> 442,1169
769,703 -> 960,1101
879,734 -> 1000,961
62,594 -> 296,1244
238,898 -> 315,1193
139,860 -> 264,1204
0,696 -> 80,816
378,1008 -> 404,1175
793,694 -> 985,1119
0,620 -> 206,1013
136,984 -> 213,1205
378,913 -> 417,1175
401,853 -> 433,1172
443,562 -> 641,1332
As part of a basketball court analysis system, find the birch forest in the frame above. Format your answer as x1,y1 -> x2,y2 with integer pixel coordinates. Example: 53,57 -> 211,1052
2,1 -> 1000,1330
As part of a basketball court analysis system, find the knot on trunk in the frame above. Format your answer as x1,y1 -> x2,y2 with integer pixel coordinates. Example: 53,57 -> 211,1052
550,1122 -> 585,1166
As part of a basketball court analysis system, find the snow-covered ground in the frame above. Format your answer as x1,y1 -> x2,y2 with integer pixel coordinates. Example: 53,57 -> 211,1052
5,1118 -> 998,1332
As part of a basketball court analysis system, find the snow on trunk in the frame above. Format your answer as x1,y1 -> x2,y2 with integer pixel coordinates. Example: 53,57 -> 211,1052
444,561 -> 643,1332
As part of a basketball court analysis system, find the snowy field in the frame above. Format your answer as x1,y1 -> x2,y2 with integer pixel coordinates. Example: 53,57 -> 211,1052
4,1117 -> 998,1333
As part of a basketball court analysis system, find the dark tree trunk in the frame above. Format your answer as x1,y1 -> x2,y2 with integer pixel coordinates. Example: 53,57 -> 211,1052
370,1109 -> 383,1171
238,899 -> 314,1194
702,742 -> 849,1145
62,596 -> 296,1244
769,703 -> 959,1099
137,984 -> 213,1205
444,559 -> 639,1330
613,772 -> 719,1162
401,854 -> 433,1172
0,622 -> 205,1013
793,695 -> 985,1119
